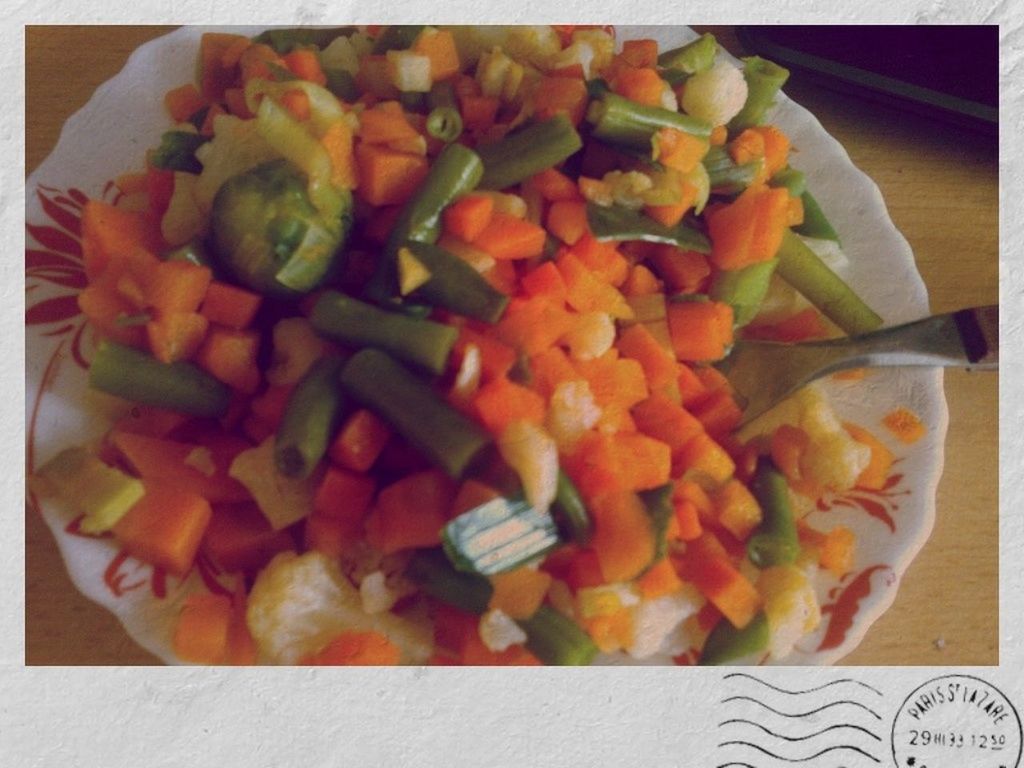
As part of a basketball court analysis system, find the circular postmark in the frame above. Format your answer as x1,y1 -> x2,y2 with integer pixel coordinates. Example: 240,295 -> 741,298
892,675 -> 1023,768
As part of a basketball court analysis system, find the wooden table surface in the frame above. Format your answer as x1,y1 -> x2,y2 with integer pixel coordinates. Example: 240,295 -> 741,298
25,26 -> 999,666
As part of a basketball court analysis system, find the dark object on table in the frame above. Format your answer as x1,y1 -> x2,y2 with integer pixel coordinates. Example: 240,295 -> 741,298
736,25 -> 997,136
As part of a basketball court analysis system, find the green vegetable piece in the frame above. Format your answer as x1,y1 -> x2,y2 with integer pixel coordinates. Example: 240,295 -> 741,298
163,238 -> 213,267
794,190 -> 841,244
210,159 -> 351,298
274,356 -> 347,479
402,242 -> 509,323
729,56 -> 791,133
442,496 -> 561,575
587,202 -> 710,253
253,27 -> 357,53
519,606 -> 599,666
699,611 -> 770,665
477,114 -> 583,190
587,92 -> 712,151
709,258 -> 779,327
366,143 -> 484,302
426,106 -> 464,142
310,291 -> 458,374
638,482 -> 675,565
407,549 -> 598,665
30,446 -> 146,534
323,67 -> 359,101
746,459 -> 800,568
775,229 -> 882,335
657,33 -> 718,74
372,25 -> 426,54
703,145 -> 762,195
769,166 -> 806,197
149,131 -> 208,174
88,340 -> 230,418
407,549 -> 494,614
552,470 -> 591,544
338,349 -> 491,478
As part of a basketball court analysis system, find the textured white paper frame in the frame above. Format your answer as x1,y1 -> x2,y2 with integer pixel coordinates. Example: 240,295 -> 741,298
7,5 -> 1023,768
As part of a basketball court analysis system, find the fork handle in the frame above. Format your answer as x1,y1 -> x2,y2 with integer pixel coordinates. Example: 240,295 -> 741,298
828,304 -> 998,370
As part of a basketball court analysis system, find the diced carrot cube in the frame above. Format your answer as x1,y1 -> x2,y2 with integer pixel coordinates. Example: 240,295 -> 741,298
195,327 -> 261,394
472,212 -> 547,260
667,300 -> 734,362
632,393 -> 704,454
521,261 -> 568,303
534,76 -> 589,126
529,168 -> 581,202
364,470 -> 457,554
412,28 -> 461,81
113,480 -> 213,576
621,39 -> 659,68
648,245 -> 710,293
329,409 -> 392,472
473,377 -> 546,435
355,143 -> 429,206
612,432 -> 672,491
546,199 -> 590,245
636,558 -> 684,599
489,568 -> 552,619
443,193 -> 494,242
146,311 -> 209,364
611,66 -> 666,107
173,593 -> 232,664
570,235 -> 629,286
164,83 -> 207,123
202,502 -> 294,574
200,281 -> 263,330
590,491 -> 656,582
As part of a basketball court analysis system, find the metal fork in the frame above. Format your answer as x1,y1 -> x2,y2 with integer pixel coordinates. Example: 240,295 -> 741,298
717,305 -> 999,425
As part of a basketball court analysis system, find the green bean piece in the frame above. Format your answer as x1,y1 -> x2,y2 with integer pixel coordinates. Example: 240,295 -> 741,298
699,611 -> 769,665
339,349 -> 491,478
407,550 -> 599,665
372,25 -> 426,54
587,92 -> 712,151
775,229 -> 882,335
477,114 -> 583,190
427,80 -> 458,110
366,143 -> 484,302
746,459 -> 800,568
793,190 -> 841,244
274,356 -> 346,478
638,482 -> 675,565
88,340 -> 230,418
709,258 -> 779,327
703,145 -> 762,195
149,131 -> 208,174
657,32 -> 718,74
552,470 -> 591,544
660,68 -> 690,88
519,605 -> 599,666
323,67 -> 358,102
163,238 -> 213,267
253,27 -> 357,53
587,202 -> 711,253
768,166 -> 806,197
401,242 -> 509,323
728,56 -> 791,133
426,106 -> 464,142
407,549 -> 494,614
310,291 -> 458,375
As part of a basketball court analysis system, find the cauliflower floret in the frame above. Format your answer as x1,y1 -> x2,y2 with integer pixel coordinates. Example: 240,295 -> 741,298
568,29 -> 615,76
757,564 -> 821,660
265,318 -> 325,386
161,171 -> 205,247
626,584 -> 703,659
680,60 -> 748,127
479,608 -> 528,652
194,114 -> 278,213
359,571 -> 398,614
247,551 -> 433,664
499,420 -> 559,512
562,312 -> 615,361
546,380 -> 602,449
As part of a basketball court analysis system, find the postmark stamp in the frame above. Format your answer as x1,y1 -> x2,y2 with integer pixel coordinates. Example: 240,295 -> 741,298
892,675 -> 1023,768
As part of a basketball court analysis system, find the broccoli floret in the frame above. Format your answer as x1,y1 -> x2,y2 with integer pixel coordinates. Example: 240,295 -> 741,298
210,158 -> 352,298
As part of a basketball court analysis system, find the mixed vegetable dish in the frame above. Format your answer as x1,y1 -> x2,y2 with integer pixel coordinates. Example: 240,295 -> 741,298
31,25 -> 905,665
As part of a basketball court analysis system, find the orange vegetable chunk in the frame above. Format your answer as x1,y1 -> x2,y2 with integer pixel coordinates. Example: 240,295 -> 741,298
364,470 -> 457,554
113,480 -> 213,576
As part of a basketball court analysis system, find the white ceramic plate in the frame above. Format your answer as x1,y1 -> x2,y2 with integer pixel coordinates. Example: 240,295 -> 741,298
25,25 -> 946,665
